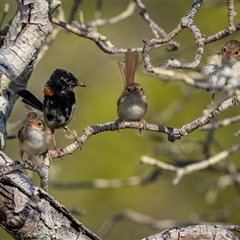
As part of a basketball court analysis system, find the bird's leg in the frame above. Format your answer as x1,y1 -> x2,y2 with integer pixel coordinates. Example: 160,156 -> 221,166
232,94 -> 239,105
138,119 -> 147,133
115,118 -> 146,133
211,94 -> 215,106
40,149 -> 52,160
19,150 -> 24,160
51,133 -> 64,157
63,126 -> 82,149
115,118 -> 125,131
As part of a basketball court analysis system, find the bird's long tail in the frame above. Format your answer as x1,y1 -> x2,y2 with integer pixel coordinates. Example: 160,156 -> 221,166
18,90 -> 43,111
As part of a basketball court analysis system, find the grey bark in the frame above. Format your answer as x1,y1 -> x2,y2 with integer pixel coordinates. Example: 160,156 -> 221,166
143,225 -> 240,240
0,152 -> 100,239
0,0 -> 53,149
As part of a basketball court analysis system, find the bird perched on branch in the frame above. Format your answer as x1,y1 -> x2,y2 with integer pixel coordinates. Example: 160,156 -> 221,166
18,69 -> 86,153
18,112 -> 52,159
202,39 -> 240,105
117,49 -> 148,127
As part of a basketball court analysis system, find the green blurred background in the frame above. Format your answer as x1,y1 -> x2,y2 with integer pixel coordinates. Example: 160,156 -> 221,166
2,1 -> 240,239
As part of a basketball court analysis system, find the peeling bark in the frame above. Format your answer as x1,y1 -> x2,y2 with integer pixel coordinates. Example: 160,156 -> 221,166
0,152 -> 100,239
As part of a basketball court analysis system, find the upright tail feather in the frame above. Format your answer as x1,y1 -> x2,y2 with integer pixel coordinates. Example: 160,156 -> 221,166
18,90 -> 43,111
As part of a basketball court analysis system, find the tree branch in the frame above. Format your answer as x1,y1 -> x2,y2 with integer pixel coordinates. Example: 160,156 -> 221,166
0,152 -> 100,239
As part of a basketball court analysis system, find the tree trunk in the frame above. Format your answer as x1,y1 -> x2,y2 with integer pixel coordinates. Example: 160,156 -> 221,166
0,152 -> 100,239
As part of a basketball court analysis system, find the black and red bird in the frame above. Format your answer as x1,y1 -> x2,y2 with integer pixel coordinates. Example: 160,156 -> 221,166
18,68 -> 86,151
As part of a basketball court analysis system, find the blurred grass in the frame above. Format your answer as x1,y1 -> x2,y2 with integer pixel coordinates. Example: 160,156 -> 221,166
2,1 -> 240,239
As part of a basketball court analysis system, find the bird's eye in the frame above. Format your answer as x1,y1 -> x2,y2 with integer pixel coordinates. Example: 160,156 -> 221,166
37,121 -> 42,127
223,47 -> 226,52
140,88 -> 143,92
127,88 -> 131,93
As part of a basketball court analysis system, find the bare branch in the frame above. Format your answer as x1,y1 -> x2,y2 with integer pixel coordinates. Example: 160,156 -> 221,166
168,97 -> 238,142
143,225 -> 240,240
0,151 -> 100,239
142,0 -> 204,71
86,1 -> 136,28
35,94 -> 237,163
200,115 -> 240,131
141,142 -> 240,185
52,169 -> 161,190
134,0 -> 179,51
97,209 -> 189,238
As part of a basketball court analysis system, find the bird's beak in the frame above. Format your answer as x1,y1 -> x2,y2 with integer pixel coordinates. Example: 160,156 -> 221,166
27,121 -> 34,127
77,81 -> 86,87
225,52 -> 231,58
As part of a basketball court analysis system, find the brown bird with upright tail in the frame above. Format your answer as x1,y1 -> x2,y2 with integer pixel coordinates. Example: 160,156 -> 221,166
117,49 -> 148,127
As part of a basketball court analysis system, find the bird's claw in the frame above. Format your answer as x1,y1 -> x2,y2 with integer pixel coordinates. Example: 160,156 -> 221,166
54,147 -> 65,159
115,119 -> 124,131
138,119 -> 147,133
75,137 -> 83,150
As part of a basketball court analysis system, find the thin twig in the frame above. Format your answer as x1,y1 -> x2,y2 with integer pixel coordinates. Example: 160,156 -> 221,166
140,142 -> 240,185
52,169 -> 161,189
86,1 -> 136,28
200,115 -> 240,131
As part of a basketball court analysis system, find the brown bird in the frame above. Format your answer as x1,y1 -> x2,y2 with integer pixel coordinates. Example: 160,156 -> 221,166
202,39 -> 240,104
18,112 -> 52,159
117,49 -> 148,126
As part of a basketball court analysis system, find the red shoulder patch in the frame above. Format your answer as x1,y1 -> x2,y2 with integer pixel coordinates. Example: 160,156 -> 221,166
44,87 -> 55,96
